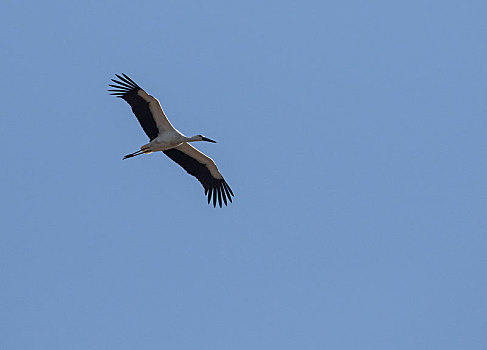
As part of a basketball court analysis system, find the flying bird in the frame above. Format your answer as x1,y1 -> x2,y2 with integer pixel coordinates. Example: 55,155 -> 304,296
108,73 -> 234,207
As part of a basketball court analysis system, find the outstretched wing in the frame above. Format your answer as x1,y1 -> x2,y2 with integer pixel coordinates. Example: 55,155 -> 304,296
108,73 -> 174,140
163,143 -> 234,208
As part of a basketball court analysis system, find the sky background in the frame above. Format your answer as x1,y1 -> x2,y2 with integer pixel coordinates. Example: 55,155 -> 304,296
1,0 -> 486,349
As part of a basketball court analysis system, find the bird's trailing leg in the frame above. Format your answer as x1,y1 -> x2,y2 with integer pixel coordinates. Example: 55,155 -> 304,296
123,150 -> 144,160
123,144 -> 153,160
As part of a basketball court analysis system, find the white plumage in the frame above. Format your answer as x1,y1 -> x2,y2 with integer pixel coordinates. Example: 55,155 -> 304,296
109,73 -> 234,207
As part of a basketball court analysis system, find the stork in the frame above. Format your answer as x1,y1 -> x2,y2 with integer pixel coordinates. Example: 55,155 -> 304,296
108,73 -> 234,208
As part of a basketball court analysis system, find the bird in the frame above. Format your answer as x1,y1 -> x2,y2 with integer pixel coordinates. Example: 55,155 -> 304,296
108,73 -> 234,208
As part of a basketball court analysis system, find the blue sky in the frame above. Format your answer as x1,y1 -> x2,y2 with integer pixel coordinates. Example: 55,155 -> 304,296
1,0 -> 486,349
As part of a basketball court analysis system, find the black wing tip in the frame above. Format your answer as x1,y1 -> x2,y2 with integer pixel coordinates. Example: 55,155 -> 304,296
108,73 -> 141,96
205,179 -> 234,208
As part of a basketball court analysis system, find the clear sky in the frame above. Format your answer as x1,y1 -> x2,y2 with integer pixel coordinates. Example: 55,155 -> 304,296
1,0 -> 486,349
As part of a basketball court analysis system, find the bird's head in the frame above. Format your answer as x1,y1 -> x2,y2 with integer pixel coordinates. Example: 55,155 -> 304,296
199,135 -> 217,143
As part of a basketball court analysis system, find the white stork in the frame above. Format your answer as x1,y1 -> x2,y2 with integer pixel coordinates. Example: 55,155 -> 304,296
109,73 -> 234,208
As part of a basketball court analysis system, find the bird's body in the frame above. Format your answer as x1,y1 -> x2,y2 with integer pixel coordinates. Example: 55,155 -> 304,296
109,73 -> 233,207
140,130 -> 186,153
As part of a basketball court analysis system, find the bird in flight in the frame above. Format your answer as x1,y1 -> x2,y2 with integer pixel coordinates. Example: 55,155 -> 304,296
108,73 -> 234,208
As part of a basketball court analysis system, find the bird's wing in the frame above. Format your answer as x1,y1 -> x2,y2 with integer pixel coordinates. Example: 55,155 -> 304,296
109,73 -> 174,140
163,143 -> 234,207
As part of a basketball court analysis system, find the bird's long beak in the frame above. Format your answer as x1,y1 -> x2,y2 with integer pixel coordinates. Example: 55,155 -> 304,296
202,137 -> 217,143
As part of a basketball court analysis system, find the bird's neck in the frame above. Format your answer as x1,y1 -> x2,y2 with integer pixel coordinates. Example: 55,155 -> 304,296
185,135 -> 201,142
